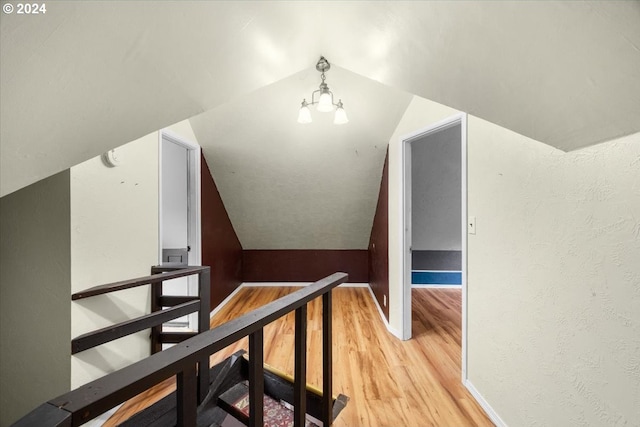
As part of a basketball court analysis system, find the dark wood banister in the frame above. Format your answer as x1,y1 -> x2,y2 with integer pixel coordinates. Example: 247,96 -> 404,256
71,266 -> 209,300
68,265 -> 212,406
14,271 -> 348,427
70,266 -> 210,356
71,300 -> 200,354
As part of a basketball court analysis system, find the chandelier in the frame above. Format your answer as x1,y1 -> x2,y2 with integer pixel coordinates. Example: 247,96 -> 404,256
297,56 -> 348,125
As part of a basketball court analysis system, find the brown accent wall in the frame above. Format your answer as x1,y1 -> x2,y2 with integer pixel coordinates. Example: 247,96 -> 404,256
201,154 -> 243,308
368,149 -> 389,320
243,250 -> 368,283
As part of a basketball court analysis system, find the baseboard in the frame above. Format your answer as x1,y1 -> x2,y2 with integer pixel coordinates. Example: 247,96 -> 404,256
210,284 -> 246,318
339,282 -> 369,288
366,285 -> 402,339
241,282 -> 369,288
464,379 -> 507,427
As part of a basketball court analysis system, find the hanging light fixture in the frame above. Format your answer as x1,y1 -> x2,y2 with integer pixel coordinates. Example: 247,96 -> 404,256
297,56 -> 348,125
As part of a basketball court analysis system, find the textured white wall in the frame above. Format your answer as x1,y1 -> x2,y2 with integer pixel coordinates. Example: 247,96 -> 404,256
0,171 -> 71,426
70,133 -> 159,388
388,96 -> 640,425
69,120 -> 199,389
466,121 -> 640,426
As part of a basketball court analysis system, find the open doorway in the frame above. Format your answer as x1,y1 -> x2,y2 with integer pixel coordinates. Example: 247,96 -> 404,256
159,129 -> 202,330
402,113 -> 467,379
410,124 -> 462,287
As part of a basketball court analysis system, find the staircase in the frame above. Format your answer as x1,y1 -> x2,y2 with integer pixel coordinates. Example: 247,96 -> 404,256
118,351 -> 348,427
13,268 -> 348,427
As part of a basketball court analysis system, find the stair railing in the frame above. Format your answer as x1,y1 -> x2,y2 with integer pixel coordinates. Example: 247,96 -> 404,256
70,265 -> 212,401
14,271 -> 348,427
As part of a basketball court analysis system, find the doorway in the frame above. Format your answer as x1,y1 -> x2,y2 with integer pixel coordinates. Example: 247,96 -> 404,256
159,129 -> 202,330
402,113 -> 467,379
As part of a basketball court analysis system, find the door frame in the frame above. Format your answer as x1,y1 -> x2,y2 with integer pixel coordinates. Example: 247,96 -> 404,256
158,129 -> 202,329
401,112 -> 468,380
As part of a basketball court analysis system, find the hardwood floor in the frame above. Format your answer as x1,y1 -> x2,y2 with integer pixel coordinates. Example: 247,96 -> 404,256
105,286 -> 492,427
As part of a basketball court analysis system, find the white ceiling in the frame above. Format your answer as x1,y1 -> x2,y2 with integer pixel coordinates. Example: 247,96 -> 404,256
190,67 -> 411,249
2,1 -> 639,248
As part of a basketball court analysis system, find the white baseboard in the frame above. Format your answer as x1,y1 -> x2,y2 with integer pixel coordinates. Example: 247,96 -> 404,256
209,284 -> 246,318
242,282 -> 314,287
464,379 -> 507,427
366,285 -> 402,339
338,282 -> 369,287
241,282 -> 369,288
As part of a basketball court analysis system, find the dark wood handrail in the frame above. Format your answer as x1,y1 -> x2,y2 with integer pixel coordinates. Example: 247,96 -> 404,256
70,266 -> 210,355
16,272 -> 347,427
72,266 -> 210,300
71,300 -> 201,354
69,265 -> 211,405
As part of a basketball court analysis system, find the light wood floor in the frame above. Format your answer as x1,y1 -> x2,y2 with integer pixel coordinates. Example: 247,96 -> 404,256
105,287 -> 492,427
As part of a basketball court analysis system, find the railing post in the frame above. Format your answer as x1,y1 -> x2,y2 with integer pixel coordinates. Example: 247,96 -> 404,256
322,291 -> 333,426
294,304 -> 308,427
150,278 -> 163,354
177,364 -> 198,427
249,329 -> 264,427
197,268 -> 211,403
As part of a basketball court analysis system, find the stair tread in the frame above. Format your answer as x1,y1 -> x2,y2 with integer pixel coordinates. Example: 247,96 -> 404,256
219,381 -> 320,427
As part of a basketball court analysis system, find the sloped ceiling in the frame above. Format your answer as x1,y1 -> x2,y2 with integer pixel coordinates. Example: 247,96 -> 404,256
190,67 -> 412,249
1,3 -> 639,256
0,1 -> 324,197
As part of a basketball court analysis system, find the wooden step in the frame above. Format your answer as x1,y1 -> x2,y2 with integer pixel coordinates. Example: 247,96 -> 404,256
219,381 -> 321,427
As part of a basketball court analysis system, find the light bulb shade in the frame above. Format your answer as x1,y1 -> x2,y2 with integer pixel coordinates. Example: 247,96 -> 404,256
297,104 -> 312,124
334,100 -> 348,124
334,106 -> 349,125
317,91 -> 334,112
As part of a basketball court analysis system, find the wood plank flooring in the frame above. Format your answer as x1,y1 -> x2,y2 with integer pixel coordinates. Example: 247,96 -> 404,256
105,287 -> 492,427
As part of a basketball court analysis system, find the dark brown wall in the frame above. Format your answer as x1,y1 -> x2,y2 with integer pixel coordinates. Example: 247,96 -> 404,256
368,149 -> 389,320
201,154 -> 243,308
243,250 -> 368,283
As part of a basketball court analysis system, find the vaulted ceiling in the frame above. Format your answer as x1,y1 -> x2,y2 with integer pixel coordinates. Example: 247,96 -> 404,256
2,1 -> 639,247
190,67 -> 412,249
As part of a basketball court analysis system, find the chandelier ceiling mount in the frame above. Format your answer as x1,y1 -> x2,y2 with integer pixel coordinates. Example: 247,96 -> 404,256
297,56 -> 348,125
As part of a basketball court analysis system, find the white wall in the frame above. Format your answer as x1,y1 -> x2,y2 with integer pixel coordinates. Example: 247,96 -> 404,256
70,132 -> 159,388
387,95 -> 640,425
69,119 -> 198,388
411,125 -> 462,251
466,122 -> 640,426
0,171 -> 71,426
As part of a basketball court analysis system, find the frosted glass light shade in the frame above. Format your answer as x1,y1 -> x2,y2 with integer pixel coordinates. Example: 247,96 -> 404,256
334,106 -> 349,124
317,92 -> 334,112
297,105 -> 312,123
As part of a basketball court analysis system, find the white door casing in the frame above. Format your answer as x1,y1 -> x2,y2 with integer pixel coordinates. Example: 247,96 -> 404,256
158,129 -> 202,330
400,113 -> 468,380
